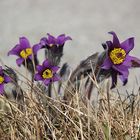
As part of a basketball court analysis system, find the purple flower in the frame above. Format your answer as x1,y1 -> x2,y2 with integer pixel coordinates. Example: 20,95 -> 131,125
8,37 -> 41,66
34,59 -> 60,85
102,31 -> 140,88
37,33 -> 72,65
40,33 -> 72,49
0,66 -> 11,94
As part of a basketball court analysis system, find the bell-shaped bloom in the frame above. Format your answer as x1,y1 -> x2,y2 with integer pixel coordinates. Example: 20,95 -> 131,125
8,37 -> 41,66
34,59 -> 60,85
102,32 -> 140,88
0,66 -> 11,94
40,33 -> 72,49
36,33 -> 72,66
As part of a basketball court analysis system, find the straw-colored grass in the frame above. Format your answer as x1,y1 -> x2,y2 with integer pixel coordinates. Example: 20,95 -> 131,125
0,75 -> 139,140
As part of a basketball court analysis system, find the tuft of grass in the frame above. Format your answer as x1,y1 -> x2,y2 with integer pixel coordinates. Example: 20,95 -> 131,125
0,73 -> 139,140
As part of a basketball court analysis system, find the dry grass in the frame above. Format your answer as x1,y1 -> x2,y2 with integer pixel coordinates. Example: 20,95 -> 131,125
0,74 -> 139,140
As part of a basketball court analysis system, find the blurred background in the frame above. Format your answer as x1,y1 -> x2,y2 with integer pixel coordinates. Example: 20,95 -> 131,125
0,0 -> 140,91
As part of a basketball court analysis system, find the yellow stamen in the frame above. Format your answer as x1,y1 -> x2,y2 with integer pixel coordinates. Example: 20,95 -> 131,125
109,48 -> 126,64
42,69 -> 53,79
0,76 -> 4,84
20,48 -> 32,59
26,48 -> 32,55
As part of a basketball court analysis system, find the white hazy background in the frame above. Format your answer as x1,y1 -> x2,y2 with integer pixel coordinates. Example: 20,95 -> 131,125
0,0 -> 140,91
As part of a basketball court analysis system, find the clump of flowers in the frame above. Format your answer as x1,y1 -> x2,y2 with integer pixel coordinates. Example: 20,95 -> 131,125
0,66 -> 11,94
101,31 -> 140,88
6,32 -> 140,94
34,59 -> 60,85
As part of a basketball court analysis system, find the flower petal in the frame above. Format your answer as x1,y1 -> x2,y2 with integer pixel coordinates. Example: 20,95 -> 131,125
121,37 -> 134,54
43,60 -> 51,68
113,65 -> 129,78
40,37 -> 47,46
8,44 -> 21,56
44,79 -> 51,85
106,41 -> 113,49
122,55 -> 140,68
0,84 -> 4,94
47,33 -> 56,45
57,34 -> 72,45
51,66 -> 60,72
16,58 -> 24,66
34,73 -> 43,81
19,37 -> 31,49
33,44 -> 42,55
109,31 -> 120,47
65,36 -> 72,41
52,74 -> 61,82
4,75 -> 11,83
113,64 -> 129,86
36,65 -> 44,73
122,55 -> 135,67
101,57 -> 112,70
129,56 -> 140,68
119,75 -> 128,86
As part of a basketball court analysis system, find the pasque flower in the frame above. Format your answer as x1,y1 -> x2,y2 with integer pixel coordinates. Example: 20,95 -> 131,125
8,37 -> 40,66
102,31 -> 140,88
34,59 -> 60,85
0,66 -> 11,94
40,33 -> 72,49
37,33 -> 72,66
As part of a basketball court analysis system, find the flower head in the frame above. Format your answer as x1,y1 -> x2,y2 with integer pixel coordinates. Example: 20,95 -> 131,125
34,59 -> 60,85
37,33 -> 72,65
8,37 -> 41,66
0,66 -> 11,94
40,33 -> 72,49
102,32 -> 140,88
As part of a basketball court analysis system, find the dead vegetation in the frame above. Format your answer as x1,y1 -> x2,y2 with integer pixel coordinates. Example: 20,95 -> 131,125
0,72 -> 139,140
